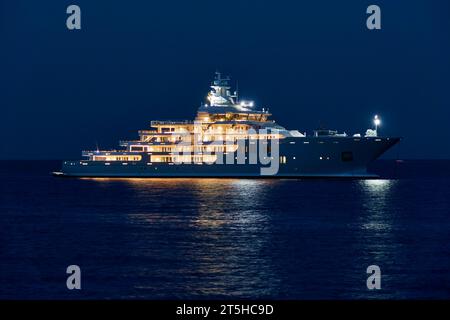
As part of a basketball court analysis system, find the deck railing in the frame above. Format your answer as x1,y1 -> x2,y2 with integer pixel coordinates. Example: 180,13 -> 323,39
150,120 -> 194,126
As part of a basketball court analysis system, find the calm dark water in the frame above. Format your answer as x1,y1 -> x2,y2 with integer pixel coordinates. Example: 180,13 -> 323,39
1,160 -> 449,299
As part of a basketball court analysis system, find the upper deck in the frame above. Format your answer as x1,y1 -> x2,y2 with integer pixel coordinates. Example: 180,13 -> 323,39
150,120 -> 194,127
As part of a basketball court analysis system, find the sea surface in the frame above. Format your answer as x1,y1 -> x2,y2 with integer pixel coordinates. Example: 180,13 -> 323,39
0,160 -> 449,299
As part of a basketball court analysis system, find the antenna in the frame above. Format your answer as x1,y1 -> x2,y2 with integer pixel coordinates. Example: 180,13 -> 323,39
235,80 -> 239,103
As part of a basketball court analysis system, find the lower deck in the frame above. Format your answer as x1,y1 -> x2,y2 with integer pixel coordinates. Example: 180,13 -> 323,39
58,137 -> 400,178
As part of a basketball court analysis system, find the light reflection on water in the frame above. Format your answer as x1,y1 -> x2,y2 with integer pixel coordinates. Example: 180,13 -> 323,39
361,179 -> 395,193
187,180 -> 279,297
73,177 -> 428,299
358,179 -> 397,232
192,179 -> 272,228
4,161 -> 450,299
88,178 -> 282,298
346,179 -> 399,299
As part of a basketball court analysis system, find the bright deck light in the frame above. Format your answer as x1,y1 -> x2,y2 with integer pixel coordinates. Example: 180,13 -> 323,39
374,115 -> 381,127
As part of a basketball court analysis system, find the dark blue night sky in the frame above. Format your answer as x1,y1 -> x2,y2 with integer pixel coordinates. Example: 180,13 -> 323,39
1,0 -> 449,159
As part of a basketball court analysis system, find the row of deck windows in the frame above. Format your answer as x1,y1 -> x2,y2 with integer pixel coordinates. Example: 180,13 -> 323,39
91,152 -> 353,163
93,156 -> 142,161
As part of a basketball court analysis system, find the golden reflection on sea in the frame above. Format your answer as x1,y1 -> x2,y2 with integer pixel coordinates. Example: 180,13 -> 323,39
81,177 -> 281,296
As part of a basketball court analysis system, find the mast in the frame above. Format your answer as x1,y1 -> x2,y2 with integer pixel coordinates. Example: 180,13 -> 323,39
208,71 -> 233,106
